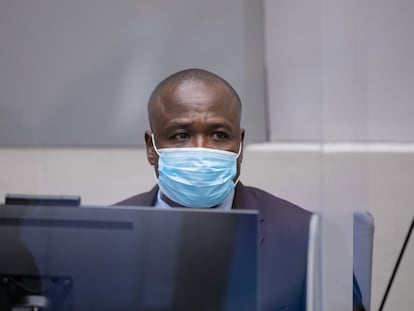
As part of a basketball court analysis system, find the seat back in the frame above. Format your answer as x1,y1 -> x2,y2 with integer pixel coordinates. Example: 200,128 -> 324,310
353,210 -> 374,310
307,210 -> 374,311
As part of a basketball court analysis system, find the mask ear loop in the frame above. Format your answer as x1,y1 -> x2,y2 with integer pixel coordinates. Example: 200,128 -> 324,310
151,134 -> 162,182
233,141 -> 243,186
151,134 -> 161,156
236,142 -> 243,159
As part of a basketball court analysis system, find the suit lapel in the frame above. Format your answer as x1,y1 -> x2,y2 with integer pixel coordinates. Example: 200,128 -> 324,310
233,182 -> 265,245
144,185 -> 159,206
114,185 -> 159,207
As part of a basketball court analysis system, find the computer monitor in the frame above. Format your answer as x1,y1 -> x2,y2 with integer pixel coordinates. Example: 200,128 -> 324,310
5,194 -> 81,207
0,204 -> 258,311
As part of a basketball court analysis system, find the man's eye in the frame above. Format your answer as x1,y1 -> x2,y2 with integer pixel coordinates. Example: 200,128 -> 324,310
172,133 -> 189,140
212,132 -> 229,139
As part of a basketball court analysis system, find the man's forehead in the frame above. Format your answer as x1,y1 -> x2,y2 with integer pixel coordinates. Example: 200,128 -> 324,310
152,80 -> 238,113
160,79 -> 232,100
148,78 -> 241,131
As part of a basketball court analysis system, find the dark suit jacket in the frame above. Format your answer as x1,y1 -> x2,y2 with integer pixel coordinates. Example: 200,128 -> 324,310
116,182 -> 365,311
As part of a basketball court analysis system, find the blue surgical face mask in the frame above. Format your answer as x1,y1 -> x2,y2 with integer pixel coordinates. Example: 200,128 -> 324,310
152,135 -> 241,208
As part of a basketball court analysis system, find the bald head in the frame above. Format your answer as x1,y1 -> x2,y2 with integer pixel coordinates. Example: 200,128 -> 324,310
148,68 -> 241,129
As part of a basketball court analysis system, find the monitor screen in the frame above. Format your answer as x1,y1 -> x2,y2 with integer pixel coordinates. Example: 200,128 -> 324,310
0,204 -> 258,311
4,194 -> 81,207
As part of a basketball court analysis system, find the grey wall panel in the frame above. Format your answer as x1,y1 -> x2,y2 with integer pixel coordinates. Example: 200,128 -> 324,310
366,0 -> 414,141
265,0 -> 414,142
264,0 -> 323,141
0,0 -> 266,146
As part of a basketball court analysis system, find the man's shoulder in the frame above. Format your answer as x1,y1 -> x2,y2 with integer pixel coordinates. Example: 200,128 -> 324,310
113,186 -> 158,207
236,183 -> 312,220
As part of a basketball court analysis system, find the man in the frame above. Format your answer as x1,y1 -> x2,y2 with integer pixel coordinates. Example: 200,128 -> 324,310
116,68 -> 365,311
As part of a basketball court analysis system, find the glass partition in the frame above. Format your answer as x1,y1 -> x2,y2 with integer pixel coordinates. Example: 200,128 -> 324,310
2,0 -> 414,310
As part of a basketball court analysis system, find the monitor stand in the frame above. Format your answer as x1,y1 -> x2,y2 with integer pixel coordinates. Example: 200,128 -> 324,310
1,275 -> 72,311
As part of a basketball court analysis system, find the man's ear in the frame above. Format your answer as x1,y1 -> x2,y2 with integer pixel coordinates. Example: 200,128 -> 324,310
145,131 -> 155,166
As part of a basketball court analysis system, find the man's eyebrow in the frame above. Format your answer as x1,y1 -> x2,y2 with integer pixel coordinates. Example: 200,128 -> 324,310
205,121 -> 233,131
164,120 -> 192,128
162,120 -> 192,132
163,119 -> 235,131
